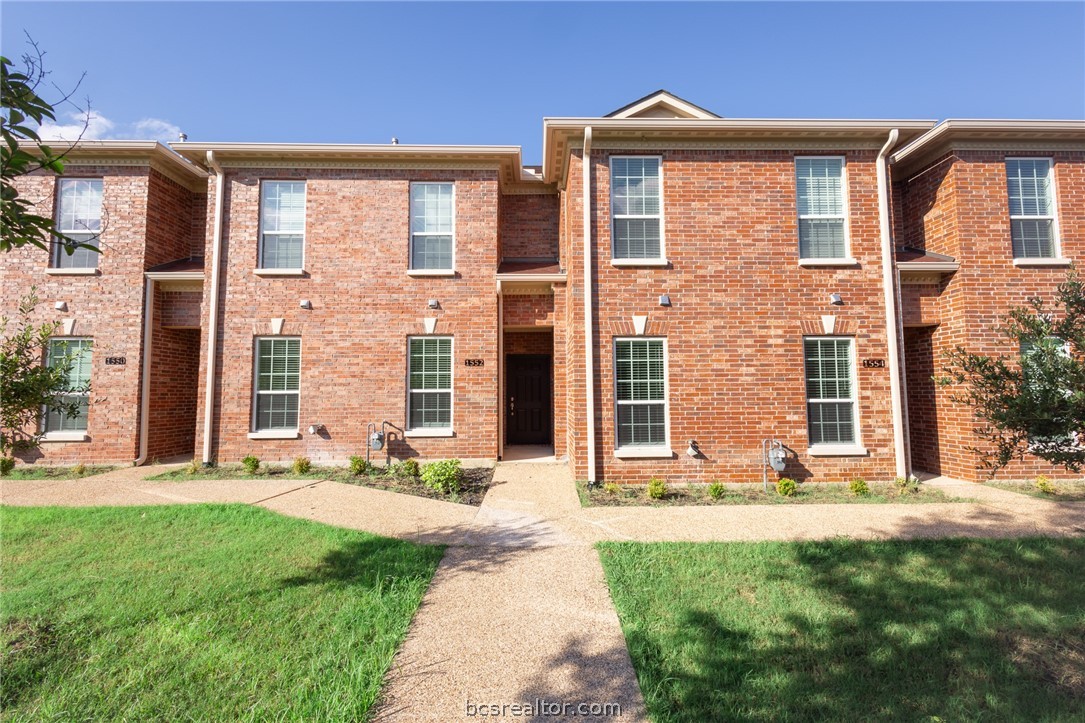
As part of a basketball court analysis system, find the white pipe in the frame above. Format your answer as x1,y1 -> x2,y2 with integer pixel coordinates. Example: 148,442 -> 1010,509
133,278 -> 154,465
201,151 -> 225,465
582,127 -> 596,483
877,129 -> 908,479
496,279 -> 504,461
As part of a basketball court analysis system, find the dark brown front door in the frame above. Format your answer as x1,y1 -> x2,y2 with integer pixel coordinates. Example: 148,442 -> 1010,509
506,354 -> 551,445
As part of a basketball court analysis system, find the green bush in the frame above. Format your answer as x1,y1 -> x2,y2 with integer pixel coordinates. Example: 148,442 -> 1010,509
849,478 -> 870,497
185,459 -> 202,475
894,475 -> 920,495
349,455 -> 369,476
1034,475 -> 1058,495
776,478 -> 797,497
241,455 -> 260,474
603,482 -> 621,495
292,456 -> 312,475
0,457 -> 14,476
400,458 -> 421,478
71,463 -> 87,476
647,478 -> 668,500
420,459 -> 462,495
707,481 -> 726,500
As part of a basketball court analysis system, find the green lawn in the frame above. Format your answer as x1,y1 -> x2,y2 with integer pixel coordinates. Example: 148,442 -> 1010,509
599,538 -> 1085,722
1,505 -> 444,721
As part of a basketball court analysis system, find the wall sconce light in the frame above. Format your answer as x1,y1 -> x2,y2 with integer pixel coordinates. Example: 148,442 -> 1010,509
829,293 -> 843,306
427,299 -> 440,309
307,423 -> 324,435
659,294 -> 671,307
54,301 -> 68,312
686,440 -> 700,458
299,299 -> 313,310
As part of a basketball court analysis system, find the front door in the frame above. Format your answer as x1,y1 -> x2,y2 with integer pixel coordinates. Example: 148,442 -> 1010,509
506,354 -> 551,445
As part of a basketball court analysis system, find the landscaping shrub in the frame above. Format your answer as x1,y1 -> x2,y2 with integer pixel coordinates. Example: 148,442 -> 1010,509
776,478 -> 797,497
604,482 -> 621,495
1034,474 -> 1057,495
895,475 -> 920,495
71,462 -> 87,476
349,455 -> 369,476
185,459 -> 202,475
292,456 -> 312,475
849,478 -> 870,497
420,459 -> 462,495
400,458 -> 421,478
708,481 -> 726,500
647,478 -> 668,500
241,455 -> 260,474
0,457 -> 14,476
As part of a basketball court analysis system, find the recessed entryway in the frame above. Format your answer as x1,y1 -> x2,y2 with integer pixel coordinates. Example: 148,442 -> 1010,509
505,353 -> 552,445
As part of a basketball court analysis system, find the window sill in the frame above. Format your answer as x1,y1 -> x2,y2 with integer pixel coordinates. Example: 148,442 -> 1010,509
247,430 -> 300,440
44,268 -> 99,276
404,428 -> 454,438
406,269 -> 456,277
807,444 -> 868,457
1013,258 -> 1072,267
798,258 -> 859,268
253,268 -> 306,277
610,258 -> 669,268
614,446 -> 673,459
40,432 -> 89,442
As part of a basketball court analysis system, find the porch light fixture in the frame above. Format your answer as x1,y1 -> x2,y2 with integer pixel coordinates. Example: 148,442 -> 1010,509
54,301 -> 68,312
686,440 -> 700,457
659,294 -> 671,307
829,293 -> 843,306
427,299 -> 440,309
307,424 -> 324,435
299,299 -> 313,310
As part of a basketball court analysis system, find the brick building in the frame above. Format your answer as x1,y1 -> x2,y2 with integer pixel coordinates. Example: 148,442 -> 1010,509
5,92 -> 1082,483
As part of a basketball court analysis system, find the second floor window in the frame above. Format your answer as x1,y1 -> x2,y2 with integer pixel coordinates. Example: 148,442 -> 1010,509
611,157 -> 663,261
54,179 -> 102,269
1006,159 -> 1057,259
410,182 -> 454,271
260,181 -> 306,269
796,157 -> 848,260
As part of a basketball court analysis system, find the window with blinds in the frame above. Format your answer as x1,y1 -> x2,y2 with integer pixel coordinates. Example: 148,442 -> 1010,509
260,181 -> 306,269
804,338 -> 857,445
795,157 -> 847,259
611,157 -> 662,260
44,338 -> 92,432
254,338 -> 301,431
408,337 -> 452,429
410,183 -> 454,270
1006,159 -> 1057,259
615,339 -> 668,447
53,179 -> 103,269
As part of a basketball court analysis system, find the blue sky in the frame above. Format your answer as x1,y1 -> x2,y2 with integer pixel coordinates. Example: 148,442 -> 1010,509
3,2 -> 1083,164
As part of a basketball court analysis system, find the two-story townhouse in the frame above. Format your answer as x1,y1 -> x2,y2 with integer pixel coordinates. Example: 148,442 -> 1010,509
893,120 -> 1085,481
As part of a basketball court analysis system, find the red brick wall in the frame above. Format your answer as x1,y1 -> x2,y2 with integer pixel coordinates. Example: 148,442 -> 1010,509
504,330 -> 552,355
503,293 -> 555,327
562,148 -> 898,484
196,167 -> 500,464
903,326 -> 940,473
145,169 -> 199,268
147,286 -> 200,460
900,283 -> 943,327
499,193 -> 559,259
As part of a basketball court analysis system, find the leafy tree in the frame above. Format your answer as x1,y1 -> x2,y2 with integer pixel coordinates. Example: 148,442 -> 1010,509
1,290 -> 88,462
938,269 -> 1085,473
1,36 -> 90,254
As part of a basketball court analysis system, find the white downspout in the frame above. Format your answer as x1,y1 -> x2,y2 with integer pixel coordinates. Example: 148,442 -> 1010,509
201,151 -> 225,465
877,129 -> 908,479
582,127 -> 597,484
497,279 -> 504,461
133,278 -> 154,465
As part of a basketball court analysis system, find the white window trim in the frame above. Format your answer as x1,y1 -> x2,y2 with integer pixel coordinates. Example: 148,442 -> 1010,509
405,335 -> 454,434
52,178 -> 103,270
803,335 -> 865,456
1006,157 -> 1064,262
41,337 -> 92,437
250,336 -> 302,435
795,156 -> 852,264
609,156 -> 667,264
258,180 -> 307,272
409,182 -> 456,273
613,336 -> 671,456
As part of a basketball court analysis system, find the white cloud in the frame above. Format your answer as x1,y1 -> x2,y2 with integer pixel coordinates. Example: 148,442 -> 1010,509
37,111 -> 181,143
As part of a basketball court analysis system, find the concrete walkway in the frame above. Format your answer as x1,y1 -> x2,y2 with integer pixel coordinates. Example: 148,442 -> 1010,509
3,464 -> 1084,722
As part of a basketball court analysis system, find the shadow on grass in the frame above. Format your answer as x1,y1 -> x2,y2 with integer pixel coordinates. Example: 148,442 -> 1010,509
281,537 -> 446,590
607,535 -> 1085,722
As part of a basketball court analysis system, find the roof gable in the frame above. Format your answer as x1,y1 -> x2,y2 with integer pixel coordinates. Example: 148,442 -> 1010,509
605,90 -> 720,120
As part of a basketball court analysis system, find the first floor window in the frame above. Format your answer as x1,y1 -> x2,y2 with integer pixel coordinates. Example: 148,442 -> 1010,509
260,180 -> 306,269
615,338 -> 667,447
408,337 -> 452,429
254,338 -> 301,430
1021,337 -> 1075,446
54,179 -> 103,269
1006,159 -> 1057,259
796,157 -> 847,259
44,338 -> 92,432
410,183 -> 454,270
804,337 -> 857,445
